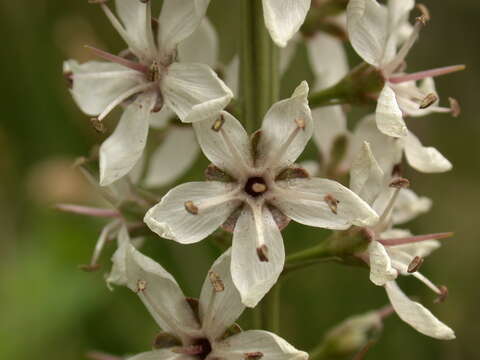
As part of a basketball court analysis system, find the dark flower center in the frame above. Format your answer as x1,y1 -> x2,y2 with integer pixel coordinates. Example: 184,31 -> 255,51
193,338 -> 212,360
244,176 -> 268,197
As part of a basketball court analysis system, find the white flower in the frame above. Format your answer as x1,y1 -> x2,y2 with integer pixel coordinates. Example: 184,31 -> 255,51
353,114 -> 452,174
347,0 -> 462,137
122,245 -> 308,360
64,0 -> 232,186
349,142 -> 455,340
262,0 -> 311,47
145,82 -> 378,307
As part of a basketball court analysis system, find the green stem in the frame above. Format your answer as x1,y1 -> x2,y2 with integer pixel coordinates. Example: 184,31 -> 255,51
261,282 -> 281,332
308,344 -> 329,360
241,0 -> 279,132
308,82 -> 349,108
286,241 -> 332,264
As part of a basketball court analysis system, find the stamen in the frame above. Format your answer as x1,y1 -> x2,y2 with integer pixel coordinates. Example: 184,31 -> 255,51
389,177 -> 410,189
324,194 -> 339,214
407,256 -> 424,273
388,65 -> 466,84
184,201 -> 199,215
85,45 -> 149,73
148,61 -> 160,82
55,204 -> 120,218
419,93 -> 438,109
81,220 -> 120,271
249,203 -> 268,262
208,271 -> 225,292
257,244 -> 269,262
211,115 -> 225,132
172,345 -> 205,356
252,182 -> 267,193
449,97 -> 461,117
136,279 -> 147,292
184,189 -> 241,215
434,285 -> 449,303
90,117 -> 106,133
412,272 -> 442,295
378,232 -> 453,246
375,179 -> 409,230
244,352 -> 264,360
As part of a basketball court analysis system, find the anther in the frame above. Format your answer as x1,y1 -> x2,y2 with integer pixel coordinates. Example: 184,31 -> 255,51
90,117 -> 106,133
208,271 -> 225,292
184,201 -> 199,215
252,183 -> 267,193
449,97 -> 461,117
148,61 -> 160,82
407,256 -> 424,273
244,352 -> 264,360
136,279 -> 147,292
295,117 -> 306,129
389,177 -> 410,189
211,115 -> 225,132
419,93 -> 438,109
324,194 -> 339,215
257,245 -> 269,262
416,4 -> 431,24
79,263 -> 101,272
434,285 -> 448,303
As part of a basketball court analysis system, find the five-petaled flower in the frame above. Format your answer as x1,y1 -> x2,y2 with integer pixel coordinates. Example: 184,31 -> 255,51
144,82 -> 378,307
121,242 -> 308,360
64,0 -> 232,186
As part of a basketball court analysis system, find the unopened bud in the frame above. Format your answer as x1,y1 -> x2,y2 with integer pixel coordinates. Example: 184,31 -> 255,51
407,256 -> 424,273
257,245 -> 269,262
208,271 -> 225,292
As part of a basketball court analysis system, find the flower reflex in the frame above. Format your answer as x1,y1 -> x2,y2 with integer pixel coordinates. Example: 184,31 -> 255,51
122,245 -> 308,360
64,0 -> 232,186
347,0 -> 463,137
349,142 -> 455,340
144,82 -> 378,307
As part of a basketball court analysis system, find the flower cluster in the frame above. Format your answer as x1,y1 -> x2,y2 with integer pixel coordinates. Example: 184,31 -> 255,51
61,0 -> 462,359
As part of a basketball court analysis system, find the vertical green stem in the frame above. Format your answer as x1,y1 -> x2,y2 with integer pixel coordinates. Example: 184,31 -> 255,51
261,282 -> 281,333
240,0 -> 279,133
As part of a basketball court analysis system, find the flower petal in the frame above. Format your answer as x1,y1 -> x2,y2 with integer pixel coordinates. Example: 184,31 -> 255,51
385,281 -> 455,340
199,250 -> 245,340
149,106 -> 174,130
162,62 -> 233,123
350,141 -> 385,205
127,350 -> 191,360
347,0 -> 388,66
376,84 -> 408,138
144,127 -> 199,188
262,0 -> 311,47
213,330 -> 308,360
224,56 -> 240,97
368,241 -> 398,286
158,0 -> 211,54
392,188 -> 432,224
273,178 -> 379,230
193,111 -> 253,179
178,18 -> 218,68
99,98 -> 151,186
404,131 -> 452,173
65,60 -> 142,116
231,207 -> 285,308
257,81 -> 313,172
144,181 -> 241,244
125,245 -> 200,338
106,225 -> 131,287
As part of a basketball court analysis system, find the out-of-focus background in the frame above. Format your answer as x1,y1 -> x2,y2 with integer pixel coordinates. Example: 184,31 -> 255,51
0,0 -> 478,359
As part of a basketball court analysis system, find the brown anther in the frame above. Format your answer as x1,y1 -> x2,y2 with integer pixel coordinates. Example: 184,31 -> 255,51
211,115 -> 225,132
434,285 -> 449,304
324,194 -> 339,215
251,182 -> 267,193
79,263 -> 101,272
389,177 -> 410,189
275,166 -> 310,181
415,4 -> 430,24
208,271 -> 225,292
257,245 -> 269,262
407,256 -> 424,273
419,93 -> 438,109
184,201 -> 199,215
148,61 -> 160,82
244,352 -> 263,360
448,97 -> 461,117
295,117 -> 306,129
90,117 -> 106,133
136,279 -> 147,292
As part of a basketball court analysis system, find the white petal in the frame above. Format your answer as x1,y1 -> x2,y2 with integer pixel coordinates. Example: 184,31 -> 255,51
178,18 -> 218,68
65,60 -> 142,116
387,0 -> 415,36
162,62 -> 233,123
262,0 -> 311,47
306,32 -> 348,90
106,225 -> 131,287
312,105 -> 349,164
388,240 -> 441,263
127,350 -> 190,360
404,131 -> 452,173
213,330 -> 308,360
149,106 -> 174,129
158,0 -> 211,54
350,141 -> 384,205
385,281 -> 455,340
144,127 -> 199,188
144,181 -> 241,244
347,0 -> 388,66
279,34 -> 300,75
125,245 -> 200,338
257,81 -> 313,172
368,241 -> 398,286
114,0 -> 156,60
273,178 -> 379,230
199,250 -> 245,340
231,207 -> 285,308
353,115 -> 403,174
376,84 -> 408,138
392,188 -> 432,224
99,98 -> 151,186
193,112 -> 253,179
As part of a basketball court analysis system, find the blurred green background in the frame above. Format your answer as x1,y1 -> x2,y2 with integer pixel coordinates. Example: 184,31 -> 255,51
0,0 -> 478,359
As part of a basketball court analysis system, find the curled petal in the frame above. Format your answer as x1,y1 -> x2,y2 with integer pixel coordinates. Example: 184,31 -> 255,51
404,131 -> 452,173
368,241 -> 398,286
376,84 -> 408,138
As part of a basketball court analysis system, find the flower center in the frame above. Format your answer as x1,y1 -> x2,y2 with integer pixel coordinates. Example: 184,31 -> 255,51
192,338 -> 212,360
244,177 -> 268,197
